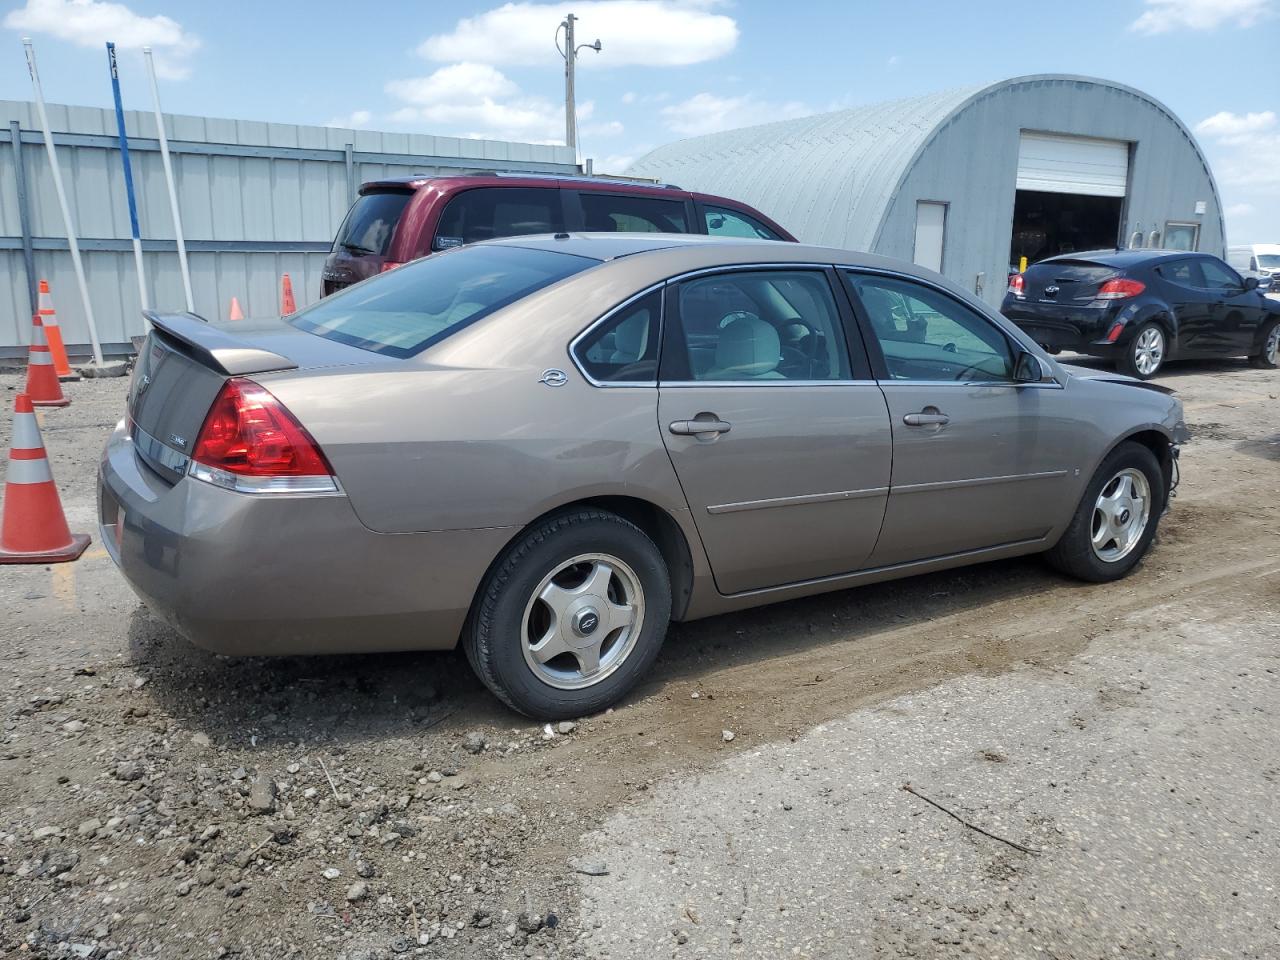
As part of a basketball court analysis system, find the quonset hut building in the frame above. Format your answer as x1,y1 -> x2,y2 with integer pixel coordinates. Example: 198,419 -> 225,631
628,74 -> 1224,307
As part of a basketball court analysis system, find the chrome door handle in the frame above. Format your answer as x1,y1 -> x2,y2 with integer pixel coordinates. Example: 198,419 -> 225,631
669,415 -> 732,437
903,411 -> 950,427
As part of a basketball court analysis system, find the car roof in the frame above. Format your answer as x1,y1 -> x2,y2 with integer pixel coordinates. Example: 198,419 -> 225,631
1036,248 -> 1208,267
484,232 -> 788,261
361,172 -> 683,192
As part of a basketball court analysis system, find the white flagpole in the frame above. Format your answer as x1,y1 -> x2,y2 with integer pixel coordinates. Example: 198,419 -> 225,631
142,46 -> 194,313
23,38 -> 104,366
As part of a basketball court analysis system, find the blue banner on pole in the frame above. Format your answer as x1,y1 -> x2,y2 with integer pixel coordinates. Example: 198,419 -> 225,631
107,42 -> 142,241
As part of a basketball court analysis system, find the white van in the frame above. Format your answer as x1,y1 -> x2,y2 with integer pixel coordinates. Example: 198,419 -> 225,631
1227,243 -> 1280,288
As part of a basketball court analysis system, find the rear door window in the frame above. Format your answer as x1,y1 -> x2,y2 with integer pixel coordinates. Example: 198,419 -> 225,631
434,187 -> 563,250
702,204 -> 781,240
573,291 -> 662,383
577,193 -> 690,233
290,245 -> 594,358
334,191 -> 412,256
1156,259 -> 1205,289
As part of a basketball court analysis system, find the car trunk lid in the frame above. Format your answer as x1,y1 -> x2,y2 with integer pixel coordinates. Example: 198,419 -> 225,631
1021,260 -> 1119,302
128,311 -> 386,485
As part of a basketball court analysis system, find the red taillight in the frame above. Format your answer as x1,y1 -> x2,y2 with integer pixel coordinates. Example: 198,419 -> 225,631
380,260 -> 404,273
190,378 -> 335,493
1097,278 -> 1145,300
1007,273 -> 1025,297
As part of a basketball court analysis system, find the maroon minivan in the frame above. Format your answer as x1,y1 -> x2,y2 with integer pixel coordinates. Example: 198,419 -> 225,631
321,173 -> 795,296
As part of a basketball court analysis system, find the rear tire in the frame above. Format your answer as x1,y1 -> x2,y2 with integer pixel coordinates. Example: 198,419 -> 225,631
464,509 -> 671,720
1119,323 -> 1166,380
1249,319 -> 1279,369
1045,441 -> 1165,583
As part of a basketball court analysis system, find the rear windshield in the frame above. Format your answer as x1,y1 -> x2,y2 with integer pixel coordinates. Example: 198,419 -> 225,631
334,191 -> 412,256
1027,260 -> 1116,283
290,245 -> 596,358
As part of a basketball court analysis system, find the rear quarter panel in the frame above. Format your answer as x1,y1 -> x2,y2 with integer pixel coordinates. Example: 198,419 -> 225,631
260,261 -> 695,534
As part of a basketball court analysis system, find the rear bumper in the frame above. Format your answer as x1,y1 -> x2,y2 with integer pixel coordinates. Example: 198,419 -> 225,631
98,421 -> 513,656
1002,300 -> 1121,355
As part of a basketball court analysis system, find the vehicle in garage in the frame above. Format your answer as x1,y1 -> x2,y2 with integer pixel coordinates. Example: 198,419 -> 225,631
321,174 -> 795,295
102,234 -> 1187,719
1002,249 -> 1280,378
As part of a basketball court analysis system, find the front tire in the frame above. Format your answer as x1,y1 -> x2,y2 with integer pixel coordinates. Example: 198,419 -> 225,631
1119,323 -> 1166,380
1045,441 -> 1165,583
1249,319 -> 1279,369
464,509 -> 672,720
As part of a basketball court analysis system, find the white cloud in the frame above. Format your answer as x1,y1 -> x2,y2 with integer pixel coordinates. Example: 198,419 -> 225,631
387,62 -> 601,142
887,54 -> 901,67
592,152 -> 641,174
661,92 -> 812,136
4,0 -> 199,79
386,62 -> 517,106
1129,0 -> 1271,34
323,109 -> 373,130
1225,202 -> 1256,217
418,1 -> 737,67
1194,110 -> 1277,141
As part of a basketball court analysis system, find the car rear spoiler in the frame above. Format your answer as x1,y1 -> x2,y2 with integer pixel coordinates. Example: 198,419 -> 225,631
143,311 -> 299,376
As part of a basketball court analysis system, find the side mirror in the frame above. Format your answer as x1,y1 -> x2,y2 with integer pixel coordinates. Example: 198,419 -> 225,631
1014,351 -> 1053,383
1244,276 -> 1260,292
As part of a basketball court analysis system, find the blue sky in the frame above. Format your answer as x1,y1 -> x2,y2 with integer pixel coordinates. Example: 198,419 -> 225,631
2,0 -> 1277,241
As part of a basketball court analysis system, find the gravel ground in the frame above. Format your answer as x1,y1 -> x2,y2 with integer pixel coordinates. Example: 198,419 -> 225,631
1,354 -> 1278,959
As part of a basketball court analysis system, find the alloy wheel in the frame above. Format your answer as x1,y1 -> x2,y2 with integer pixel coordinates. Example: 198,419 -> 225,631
1090,468 -> 1151,563
1266,326 -> 1279,365
521,553 -> 645,690
1133,327 -> 1164,376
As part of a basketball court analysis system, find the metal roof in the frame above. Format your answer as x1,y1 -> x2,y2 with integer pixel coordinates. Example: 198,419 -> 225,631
627,85 -> 985,252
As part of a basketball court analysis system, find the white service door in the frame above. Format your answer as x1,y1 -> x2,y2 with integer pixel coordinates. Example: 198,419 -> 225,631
1016,133 -> 1129,197
913,201 -> 947,272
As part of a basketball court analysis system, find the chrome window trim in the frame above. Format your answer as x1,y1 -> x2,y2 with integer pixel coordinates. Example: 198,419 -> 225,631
568,261 -> 1064,389
659,379 -> 880,388
567,281 -> 665,388
878,379 -> 1065,390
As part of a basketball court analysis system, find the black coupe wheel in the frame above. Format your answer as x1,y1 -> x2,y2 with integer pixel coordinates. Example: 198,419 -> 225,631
1250,320 -> 1279,369
1119,323 -> 1166,380
464,509 -> 671,720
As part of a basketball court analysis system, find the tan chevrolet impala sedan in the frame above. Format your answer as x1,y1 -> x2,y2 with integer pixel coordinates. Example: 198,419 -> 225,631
100,234 -> 1188,718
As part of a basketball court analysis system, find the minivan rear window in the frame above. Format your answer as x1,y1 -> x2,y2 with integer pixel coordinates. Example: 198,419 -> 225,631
290,245 -> 595,358
334,191 -> 412,256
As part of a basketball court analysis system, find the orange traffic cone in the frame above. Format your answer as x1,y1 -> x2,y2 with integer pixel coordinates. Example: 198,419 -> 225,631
280,274 -> 296,316
37,280 -> 76,380
0,393 -> 91,564
25,315 -> 70,408
228,296 -> 245,321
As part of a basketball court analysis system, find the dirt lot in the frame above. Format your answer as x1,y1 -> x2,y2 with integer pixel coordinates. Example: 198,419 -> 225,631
1,357 -> 1277,960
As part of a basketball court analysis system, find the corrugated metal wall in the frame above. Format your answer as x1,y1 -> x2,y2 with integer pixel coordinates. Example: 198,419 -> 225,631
0,100 -> 577,358
876,76 -> 1226,306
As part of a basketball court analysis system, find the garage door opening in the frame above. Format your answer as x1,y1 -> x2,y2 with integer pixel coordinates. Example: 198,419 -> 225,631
1009,190 -> 1124,268
1011,132 -> 1129,270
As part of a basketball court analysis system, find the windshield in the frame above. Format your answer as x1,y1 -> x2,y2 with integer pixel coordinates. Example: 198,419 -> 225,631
291,244 -> 596,358
1258,254 -> 1280,270
334,191 -> 412,256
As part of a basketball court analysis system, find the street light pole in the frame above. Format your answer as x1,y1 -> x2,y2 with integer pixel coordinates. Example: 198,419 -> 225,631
563,14 -> 576,150
557,13 -> 601,155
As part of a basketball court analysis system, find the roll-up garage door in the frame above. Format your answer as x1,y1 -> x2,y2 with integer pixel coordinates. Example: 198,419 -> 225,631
1016,133 -> 1129,197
